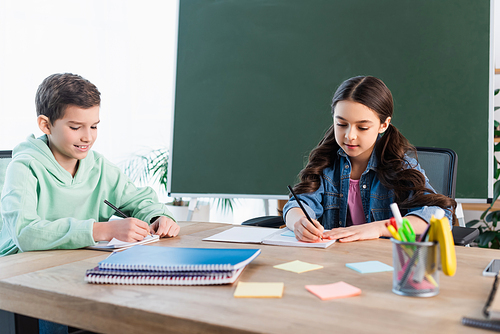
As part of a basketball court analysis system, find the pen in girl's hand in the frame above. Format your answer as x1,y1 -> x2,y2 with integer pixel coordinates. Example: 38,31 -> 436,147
287,185 -> 323,241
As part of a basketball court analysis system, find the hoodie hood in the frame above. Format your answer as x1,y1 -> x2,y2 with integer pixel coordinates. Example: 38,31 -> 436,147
13,134 -> 94,186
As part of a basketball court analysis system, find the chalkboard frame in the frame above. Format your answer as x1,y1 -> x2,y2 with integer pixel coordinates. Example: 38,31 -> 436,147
169,0 -> 494,202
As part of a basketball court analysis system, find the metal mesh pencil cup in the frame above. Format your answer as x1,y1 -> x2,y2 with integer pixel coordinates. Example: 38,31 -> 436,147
391,238 -> 439,297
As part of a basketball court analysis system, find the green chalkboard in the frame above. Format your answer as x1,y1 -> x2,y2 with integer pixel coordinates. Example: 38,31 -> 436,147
171,0 -> 491,199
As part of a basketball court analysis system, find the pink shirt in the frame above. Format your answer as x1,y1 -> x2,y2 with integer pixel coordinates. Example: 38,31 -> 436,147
347,179 -> 366,226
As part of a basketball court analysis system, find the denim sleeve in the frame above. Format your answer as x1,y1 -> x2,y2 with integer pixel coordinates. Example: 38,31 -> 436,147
406,206 -> 453,227
283,178 -> 325,221
404,156 -> 453,227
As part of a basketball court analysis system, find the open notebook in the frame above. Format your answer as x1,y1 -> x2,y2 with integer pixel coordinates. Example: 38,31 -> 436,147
86,234 -> 160,251
203,226 -> 335,249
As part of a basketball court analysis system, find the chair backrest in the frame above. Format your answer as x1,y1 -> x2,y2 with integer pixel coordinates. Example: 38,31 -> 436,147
410,147 -> 458,199
0,151 -> 13,230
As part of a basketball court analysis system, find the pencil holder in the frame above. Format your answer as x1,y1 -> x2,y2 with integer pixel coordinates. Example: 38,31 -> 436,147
391,238 -> 439,297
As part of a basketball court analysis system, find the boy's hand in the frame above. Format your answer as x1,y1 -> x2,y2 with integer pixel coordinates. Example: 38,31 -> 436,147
149,216 -> 180,238
93,218 -> 150,242
293,217 -> 324,242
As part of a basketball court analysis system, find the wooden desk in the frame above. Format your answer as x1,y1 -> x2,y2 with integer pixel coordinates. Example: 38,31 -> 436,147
0,221 -> 497,334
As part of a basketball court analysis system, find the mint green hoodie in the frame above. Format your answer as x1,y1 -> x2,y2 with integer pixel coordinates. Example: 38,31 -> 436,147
0,135 -> 175,256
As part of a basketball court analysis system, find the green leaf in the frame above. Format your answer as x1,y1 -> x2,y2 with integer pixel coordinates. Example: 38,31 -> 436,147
496,120 -> 500,127
492,181 -> 500,207
495,89 -> 500,95
486,211 -> 500,224
121,148 -> 170,194
478,231 -> 497,247
466,220 -> 480,228
211,198 -> 237,214
481,207 -> 491,220
485,211 -> 494,222
495,142 -> 500,152
495,157 -> 500,180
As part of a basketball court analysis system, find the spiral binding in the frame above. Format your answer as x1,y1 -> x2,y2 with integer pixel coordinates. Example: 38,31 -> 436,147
462,317 -> 500,332
85,273 -> 237,285
86,267 -> 234,277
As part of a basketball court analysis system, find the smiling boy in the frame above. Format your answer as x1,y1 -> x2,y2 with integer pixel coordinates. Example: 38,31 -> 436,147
0,73 -> 179,255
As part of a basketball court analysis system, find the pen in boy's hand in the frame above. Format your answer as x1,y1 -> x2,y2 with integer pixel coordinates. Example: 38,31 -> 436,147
104,200 -> 152,237
287,185 -> 323,241
104,200 -> 128,218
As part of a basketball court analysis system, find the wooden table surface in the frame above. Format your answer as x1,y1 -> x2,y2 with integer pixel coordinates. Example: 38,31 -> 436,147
0,221 -> 498,334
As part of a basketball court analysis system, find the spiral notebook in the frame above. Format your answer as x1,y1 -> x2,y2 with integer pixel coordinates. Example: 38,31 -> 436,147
85,245 -> 261,285
85,267 -> 245,285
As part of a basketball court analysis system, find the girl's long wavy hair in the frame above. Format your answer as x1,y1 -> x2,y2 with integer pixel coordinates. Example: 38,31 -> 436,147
293,76 -> 457,224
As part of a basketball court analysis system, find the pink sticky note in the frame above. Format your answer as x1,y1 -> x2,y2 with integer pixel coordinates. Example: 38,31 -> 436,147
305,281 -> 361,300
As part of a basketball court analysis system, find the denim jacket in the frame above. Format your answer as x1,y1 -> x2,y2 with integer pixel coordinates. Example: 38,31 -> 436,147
283,148 -> 453,230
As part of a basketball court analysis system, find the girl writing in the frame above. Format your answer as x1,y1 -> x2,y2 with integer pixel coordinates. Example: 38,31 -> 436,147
283,76 -> 456,243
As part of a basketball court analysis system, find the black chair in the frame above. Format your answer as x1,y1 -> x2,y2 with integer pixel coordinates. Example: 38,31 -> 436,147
241,215 -> 284,228
412,147 -> 477,245
0,150 -> 12,226
411,147 -> 457,199
0,150 -> 11,158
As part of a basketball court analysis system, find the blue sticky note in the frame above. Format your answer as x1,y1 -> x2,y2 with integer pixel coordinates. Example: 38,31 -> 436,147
281,230 -> 296,237
345,261 -> 393,274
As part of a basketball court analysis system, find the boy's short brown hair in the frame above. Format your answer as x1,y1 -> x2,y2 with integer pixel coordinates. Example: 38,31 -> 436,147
35,73 -> 101,124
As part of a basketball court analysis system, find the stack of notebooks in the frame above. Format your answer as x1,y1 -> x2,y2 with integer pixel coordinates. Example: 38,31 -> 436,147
85,245 -> 261,286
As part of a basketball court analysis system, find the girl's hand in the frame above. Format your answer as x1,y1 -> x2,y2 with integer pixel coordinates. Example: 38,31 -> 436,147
93,218 -> 151,242
323,220 -> 389,243
150,216 -> 180,238
293,217 -> 325,242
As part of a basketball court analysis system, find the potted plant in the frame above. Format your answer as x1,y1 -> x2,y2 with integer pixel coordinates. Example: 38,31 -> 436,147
121,148 -> 234,221
465,90 -> 500,248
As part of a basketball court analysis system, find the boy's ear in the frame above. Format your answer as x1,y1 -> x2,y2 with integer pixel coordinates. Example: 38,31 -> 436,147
37,115 -> 51,135
379,117 -> 392,133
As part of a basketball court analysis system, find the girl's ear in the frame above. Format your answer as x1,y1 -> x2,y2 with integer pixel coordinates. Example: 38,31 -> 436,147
37,115 -> 51,135
379,117 -> 392,133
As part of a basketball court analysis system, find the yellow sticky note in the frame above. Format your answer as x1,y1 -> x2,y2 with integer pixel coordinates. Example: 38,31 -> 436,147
234,282 -> 284,298
273,260 -> 323,274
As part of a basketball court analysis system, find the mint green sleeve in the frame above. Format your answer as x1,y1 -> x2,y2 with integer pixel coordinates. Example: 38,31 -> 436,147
1,161 -> 96,252
113,170 -> 175,224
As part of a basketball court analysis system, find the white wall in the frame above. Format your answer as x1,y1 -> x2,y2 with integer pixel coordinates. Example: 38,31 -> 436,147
0,0 -> 176,162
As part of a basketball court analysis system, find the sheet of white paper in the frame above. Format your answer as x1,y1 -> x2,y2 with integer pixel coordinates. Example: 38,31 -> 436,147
263,228 -> 336,249
203,226 -> 277,243
87,234 -> 160,251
